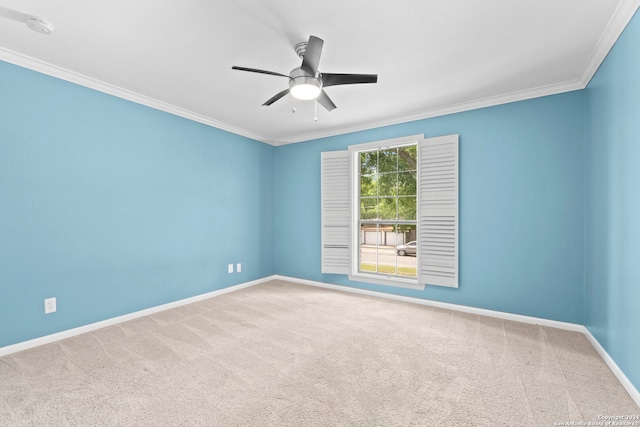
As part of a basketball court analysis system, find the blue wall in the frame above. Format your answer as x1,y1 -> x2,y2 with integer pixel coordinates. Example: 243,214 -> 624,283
275,91 -> 586,324
2,9 -> 639,393
585,10 -> 640,390
0,61 -> 275,348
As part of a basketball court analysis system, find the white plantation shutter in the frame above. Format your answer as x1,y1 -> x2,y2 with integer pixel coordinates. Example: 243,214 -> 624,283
321,150 -> 351,274
418,134 -> 459,287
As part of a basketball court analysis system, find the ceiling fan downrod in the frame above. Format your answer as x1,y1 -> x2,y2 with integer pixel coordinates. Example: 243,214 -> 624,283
294,41 -> 308,59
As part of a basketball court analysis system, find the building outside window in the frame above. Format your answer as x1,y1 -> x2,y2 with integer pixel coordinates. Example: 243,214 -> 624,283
357,144 -> 417,279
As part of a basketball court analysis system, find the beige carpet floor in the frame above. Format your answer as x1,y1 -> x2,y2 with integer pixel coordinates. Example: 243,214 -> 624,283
0,280 -> 637,426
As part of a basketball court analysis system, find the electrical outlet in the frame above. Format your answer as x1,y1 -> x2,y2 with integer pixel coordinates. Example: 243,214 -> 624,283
228,264 -> 234,274
44,297 -> 56,314
236,263 -> 242,273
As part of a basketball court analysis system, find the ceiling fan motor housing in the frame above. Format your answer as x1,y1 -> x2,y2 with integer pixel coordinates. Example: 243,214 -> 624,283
289,66 -> 321,81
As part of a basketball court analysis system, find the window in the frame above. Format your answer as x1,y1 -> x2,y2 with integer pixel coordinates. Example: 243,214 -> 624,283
321,134 -> 458,290
357,143 -> 418,281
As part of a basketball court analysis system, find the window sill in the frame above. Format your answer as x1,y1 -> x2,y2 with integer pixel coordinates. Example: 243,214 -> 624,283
348,273 -> 425,291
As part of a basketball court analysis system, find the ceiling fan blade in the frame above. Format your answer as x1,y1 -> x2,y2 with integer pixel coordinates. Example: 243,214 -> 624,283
262,88 -> 290,106
232,66 -> 289,78
316,90 -> 336,112
0,6 -> 32,22
300,35 -> 324,76
322,73 -> 378,87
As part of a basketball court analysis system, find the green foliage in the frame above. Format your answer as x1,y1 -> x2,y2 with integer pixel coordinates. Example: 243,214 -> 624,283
359,145 -> 417,220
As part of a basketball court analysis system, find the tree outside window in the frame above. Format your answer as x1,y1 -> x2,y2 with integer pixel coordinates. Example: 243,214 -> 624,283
358,145 -> 417,278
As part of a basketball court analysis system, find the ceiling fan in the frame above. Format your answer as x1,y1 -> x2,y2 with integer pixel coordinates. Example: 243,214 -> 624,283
0,6 -> 54,34
232,35 -> 378,112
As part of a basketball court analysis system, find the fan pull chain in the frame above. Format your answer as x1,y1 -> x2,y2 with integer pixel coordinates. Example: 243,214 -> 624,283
314,100 -> 318,122
292,98 -> 296,114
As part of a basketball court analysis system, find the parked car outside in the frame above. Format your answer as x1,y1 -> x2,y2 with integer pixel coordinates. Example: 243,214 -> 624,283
396,241 -> 416,256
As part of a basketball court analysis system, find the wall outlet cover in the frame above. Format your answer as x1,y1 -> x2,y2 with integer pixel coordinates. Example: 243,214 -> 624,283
44,297 -> 56,314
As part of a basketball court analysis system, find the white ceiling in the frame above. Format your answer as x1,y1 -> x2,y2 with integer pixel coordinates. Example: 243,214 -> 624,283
1,1 -> 638,145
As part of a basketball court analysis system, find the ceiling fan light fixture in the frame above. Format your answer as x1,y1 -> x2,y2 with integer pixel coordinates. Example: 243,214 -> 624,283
289,76 -> 321,100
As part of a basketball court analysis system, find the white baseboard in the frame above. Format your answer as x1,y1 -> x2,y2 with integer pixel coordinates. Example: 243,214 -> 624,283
583,328 -> 640,407
3,273 -> 638,407
0,276 -> 270,358
273,275 -> 584,332
274,274 -> 640,407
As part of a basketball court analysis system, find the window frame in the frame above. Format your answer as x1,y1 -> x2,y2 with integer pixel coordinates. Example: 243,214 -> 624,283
321,133 -> 458,289
348,134 -> 425,290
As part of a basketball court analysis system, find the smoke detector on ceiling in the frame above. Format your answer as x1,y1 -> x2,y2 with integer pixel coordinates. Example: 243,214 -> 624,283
26,17 -> 54,35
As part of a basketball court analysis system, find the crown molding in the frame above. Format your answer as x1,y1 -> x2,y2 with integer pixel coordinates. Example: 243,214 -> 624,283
579,0 -> 640,86
270,79 -> 585,146
271,0 -> 639,145
0,47 -> 271,145
2,0 -> 638,147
